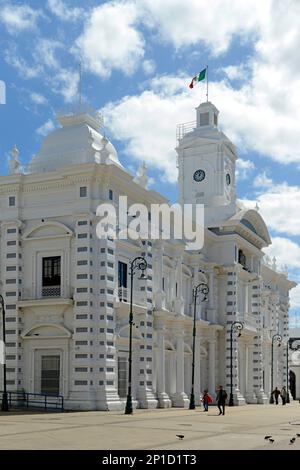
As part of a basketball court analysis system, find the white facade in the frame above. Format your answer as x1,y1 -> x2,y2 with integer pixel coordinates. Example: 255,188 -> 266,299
0,102 -> 296,410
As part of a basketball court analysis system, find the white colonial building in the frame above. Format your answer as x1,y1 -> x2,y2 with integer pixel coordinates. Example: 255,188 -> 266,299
0,100 -> 296,410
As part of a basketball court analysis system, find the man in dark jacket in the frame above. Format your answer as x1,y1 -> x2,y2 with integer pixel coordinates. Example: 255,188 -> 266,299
216,385 -> 227,415
271,387 -> 281,405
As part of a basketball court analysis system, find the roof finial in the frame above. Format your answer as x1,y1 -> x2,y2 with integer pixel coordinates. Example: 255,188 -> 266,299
134,161 -> 148,189
255,202 -> 259,211
9,144 -> 21,174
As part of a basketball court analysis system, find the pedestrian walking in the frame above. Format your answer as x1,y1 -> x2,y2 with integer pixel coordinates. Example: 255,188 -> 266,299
271,387 -> 281,405
216,385 -> 227,415
201,390 -> 213,411
280,386 -> 287,405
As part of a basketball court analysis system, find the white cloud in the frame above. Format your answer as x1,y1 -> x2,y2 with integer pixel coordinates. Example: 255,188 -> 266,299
30,92 -> 48,105
47,0 -> 84,22
253,171 -> 273,189
140,0 -> 269,54
36,119 -> 55,136
102,74 -> 197,182
50,69 -> 79,103
142,59 -> 156,76
33,39 -> 62,69
76,2 -> 144,79
290,284 -> 300,310
4,45 -> 43,79
0,3 -> 41,34
222,65 -> 248,81
242,179 -> 300,237
264,237 -> 300,270
236,158 -> 255,180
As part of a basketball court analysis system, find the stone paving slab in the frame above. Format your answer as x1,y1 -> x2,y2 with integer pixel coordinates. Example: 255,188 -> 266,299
0,403 -> 300,450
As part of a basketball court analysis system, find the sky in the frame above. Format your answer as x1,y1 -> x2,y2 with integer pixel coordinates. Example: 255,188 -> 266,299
0,0 -> 300,325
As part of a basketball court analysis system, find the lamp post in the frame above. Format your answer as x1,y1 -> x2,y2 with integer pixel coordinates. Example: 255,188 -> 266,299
124,256 -> 147,415
229,321 -> 243,407
189,282 -> 209,410
269,333 -> 282,404
286,340 -> 290,404
0,294 -> 9,411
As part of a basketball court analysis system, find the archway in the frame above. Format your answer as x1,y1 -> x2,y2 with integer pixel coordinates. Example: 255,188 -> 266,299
290,370 -> 296,400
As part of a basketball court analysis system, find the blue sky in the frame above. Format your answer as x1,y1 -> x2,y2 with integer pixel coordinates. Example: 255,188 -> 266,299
1,0 -> 300,323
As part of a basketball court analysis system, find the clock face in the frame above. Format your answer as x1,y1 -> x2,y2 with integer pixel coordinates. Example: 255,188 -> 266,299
193,169 -> 205,182
226,173 -> 231,185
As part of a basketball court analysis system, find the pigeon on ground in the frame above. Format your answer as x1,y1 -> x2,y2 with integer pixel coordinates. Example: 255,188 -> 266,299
290,438 -> 296,444
176,435 -> 184,440
268,439 -> 275,443
264,435 -> 272,440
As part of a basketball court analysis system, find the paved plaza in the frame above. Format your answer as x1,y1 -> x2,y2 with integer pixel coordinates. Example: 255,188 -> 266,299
0,402 -> 300,450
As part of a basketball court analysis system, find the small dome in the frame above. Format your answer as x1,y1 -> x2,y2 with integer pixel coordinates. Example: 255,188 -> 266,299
28,106 -> 122,173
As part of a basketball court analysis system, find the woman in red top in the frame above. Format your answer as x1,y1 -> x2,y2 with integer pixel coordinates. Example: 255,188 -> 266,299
202,390 -> 213,411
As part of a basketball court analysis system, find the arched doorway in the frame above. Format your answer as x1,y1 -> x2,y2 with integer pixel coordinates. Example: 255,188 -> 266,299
290,371 -> 296,400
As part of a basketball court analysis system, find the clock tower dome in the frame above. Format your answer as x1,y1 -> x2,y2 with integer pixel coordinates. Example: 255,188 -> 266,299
177,101 -> 237,226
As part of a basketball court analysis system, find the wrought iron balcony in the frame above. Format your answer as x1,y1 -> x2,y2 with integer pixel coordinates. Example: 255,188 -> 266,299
42,286 -> 61,298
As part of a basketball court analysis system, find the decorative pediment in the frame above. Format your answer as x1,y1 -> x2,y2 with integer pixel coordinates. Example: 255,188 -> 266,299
23,221 -> 74,240
21,323 -> 72,339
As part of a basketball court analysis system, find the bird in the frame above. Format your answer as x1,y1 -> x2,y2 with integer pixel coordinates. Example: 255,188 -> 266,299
176,435 -> 184,440
268,439 -> 275,443
290,438 -> 296,444
264,435 -> 272,440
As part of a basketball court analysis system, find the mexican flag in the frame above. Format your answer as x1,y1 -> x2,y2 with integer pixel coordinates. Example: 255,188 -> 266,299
189,68 -> 206,89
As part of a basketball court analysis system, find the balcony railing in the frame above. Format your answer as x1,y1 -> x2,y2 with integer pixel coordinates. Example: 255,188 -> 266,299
20,286 -> 73,301
42,286 -> 61,298
176,120 -> 196,141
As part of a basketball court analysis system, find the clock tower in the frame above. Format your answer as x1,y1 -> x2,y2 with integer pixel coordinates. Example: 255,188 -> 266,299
177,101 -> 237,226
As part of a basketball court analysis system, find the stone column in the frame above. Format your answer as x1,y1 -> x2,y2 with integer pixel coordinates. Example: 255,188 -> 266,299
153,242 -> 165,310
252,279 -> 268,404
208,338 -> 216,400
173,329 -> 189,407
225,268 -> 245,405
174,256 -> 184,315
245,343 -> 257,403
207,270 -> 216,323
156,325 -> 172,408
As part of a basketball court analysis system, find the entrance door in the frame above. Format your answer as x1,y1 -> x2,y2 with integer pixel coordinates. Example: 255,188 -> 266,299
41,355 -> 60,395
290,370 -> 296,400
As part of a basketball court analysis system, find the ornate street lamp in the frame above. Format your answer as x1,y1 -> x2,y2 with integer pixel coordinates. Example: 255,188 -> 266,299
228,321 -> 244,407
189,282 -> 209,410
0,294 -> 9,411
269,333 -> 282,404
124,256 -> 147,415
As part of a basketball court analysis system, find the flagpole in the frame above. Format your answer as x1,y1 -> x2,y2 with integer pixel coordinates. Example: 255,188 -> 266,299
206,64 -> 208,102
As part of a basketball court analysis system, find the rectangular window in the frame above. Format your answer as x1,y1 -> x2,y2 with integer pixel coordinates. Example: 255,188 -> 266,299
200,112 -> 209,126
118,357 -> 127,398
42,256 -> 61,297
9,196 -> 16,207
7,228 -> 16,234
118,261 -> 128,288
41,355 -> 60,395
109,189 -> 113,201
80,186 -> 87,198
